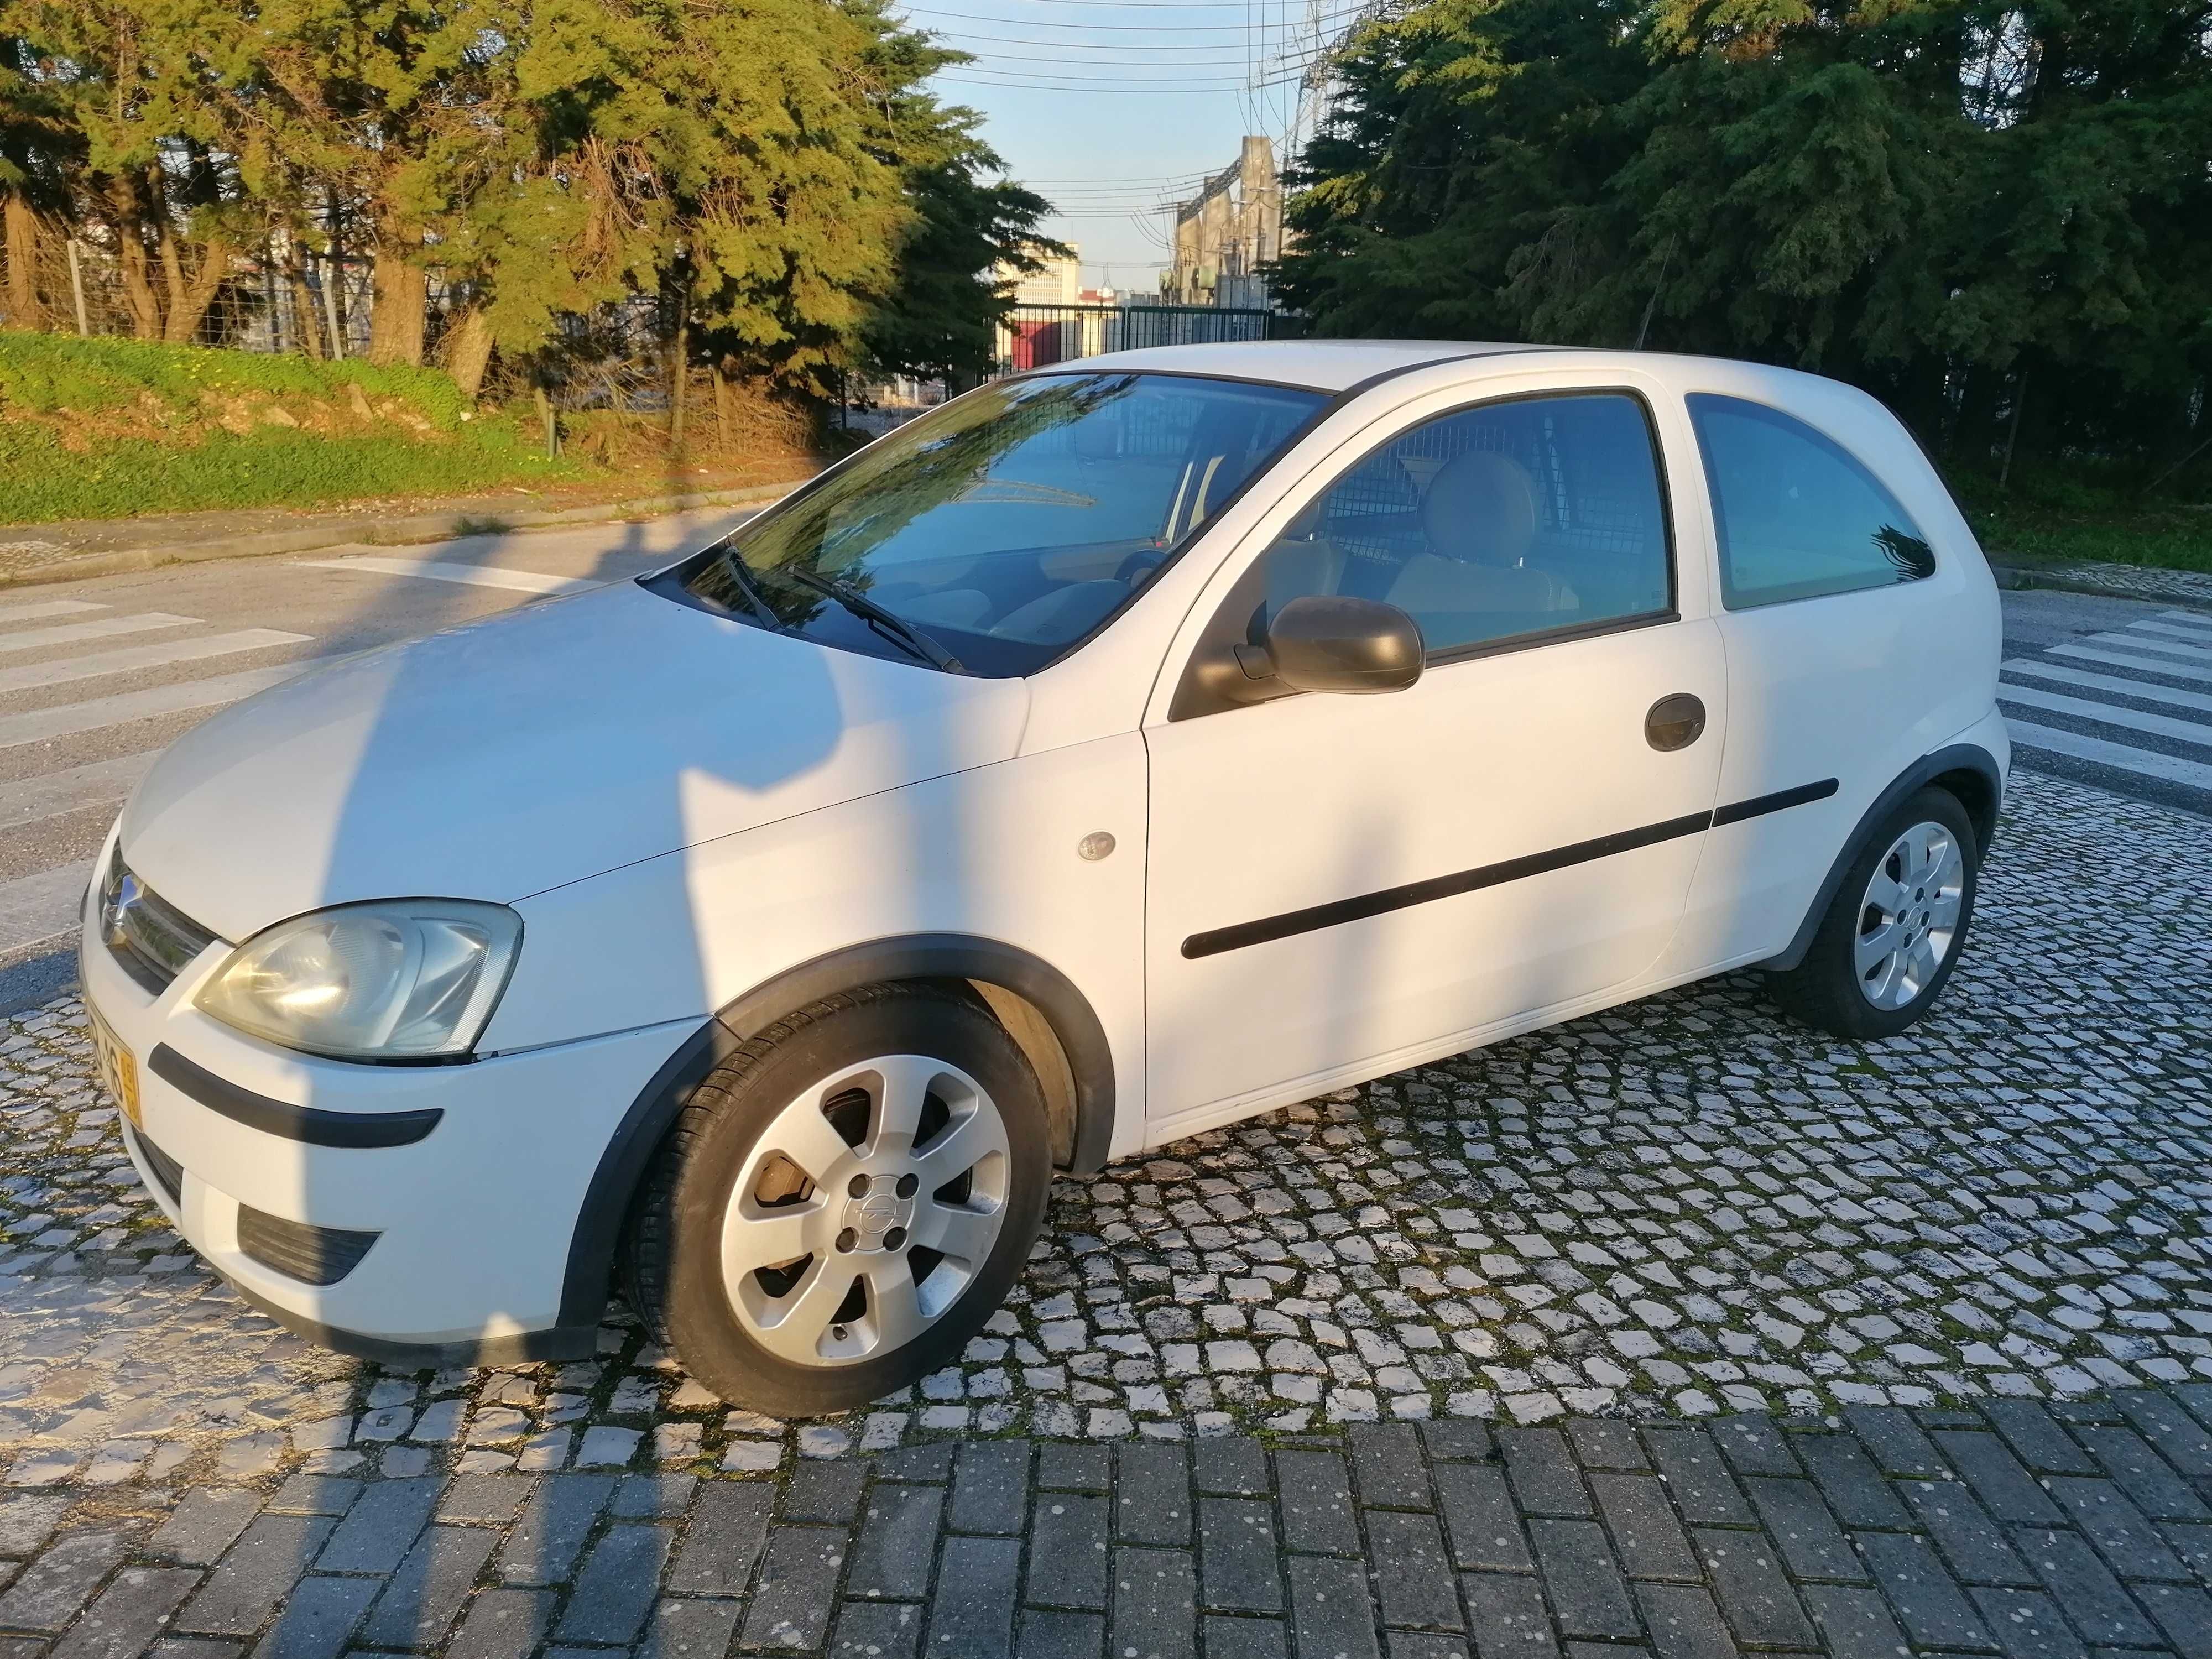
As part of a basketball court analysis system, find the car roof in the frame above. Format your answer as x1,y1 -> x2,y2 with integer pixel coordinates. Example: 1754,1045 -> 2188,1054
1048,339 -> 1551,393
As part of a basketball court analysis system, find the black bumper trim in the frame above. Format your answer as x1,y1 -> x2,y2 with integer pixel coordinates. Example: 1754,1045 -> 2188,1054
149,1044 -> 442,1149
214,1267 -> 599,1366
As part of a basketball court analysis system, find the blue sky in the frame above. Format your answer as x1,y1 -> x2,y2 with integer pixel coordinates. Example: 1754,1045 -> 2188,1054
902,0 -> 1332,288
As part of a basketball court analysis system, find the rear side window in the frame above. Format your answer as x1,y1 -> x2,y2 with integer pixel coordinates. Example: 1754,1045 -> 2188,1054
1689,394 -> 1936,611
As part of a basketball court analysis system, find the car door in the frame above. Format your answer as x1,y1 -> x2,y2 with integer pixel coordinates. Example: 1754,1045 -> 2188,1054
1142,378 -> 1729,1133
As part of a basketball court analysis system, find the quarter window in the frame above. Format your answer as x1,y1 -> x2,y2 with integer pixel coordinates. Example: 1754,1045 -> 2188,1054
1688,394 -> 1936,610
1247,392 -> 1673,660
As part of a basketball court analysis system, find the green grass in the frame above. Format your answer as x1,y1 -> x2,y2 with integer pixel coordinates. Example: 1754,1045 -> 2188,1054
0,331 -> 584,523
1954,467 -> 2212,575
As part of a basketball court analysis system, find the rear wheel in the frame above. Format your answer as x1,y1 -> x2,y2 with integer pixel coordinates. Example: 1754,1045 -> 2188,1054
1768,786 -> 1979,1040
623,983 -> 1051,1416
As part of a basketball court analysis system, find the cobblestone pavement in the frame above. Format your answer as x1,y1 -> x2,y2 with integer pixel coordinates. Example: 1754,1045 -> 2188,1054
2000,556 -> 2212,609
2,765 -> 2209,1653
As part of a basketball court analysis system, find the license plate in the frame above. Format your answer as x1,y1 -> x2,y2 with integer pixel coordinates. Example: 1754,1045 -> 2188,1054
89,1005 -> 141,1131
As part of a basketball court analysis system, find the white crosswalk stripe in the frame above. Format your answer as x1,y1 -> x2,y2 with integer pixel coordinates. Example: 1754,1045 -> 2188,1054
2002,613 -> 2212,804
298,555 -> 602,596
0,596 -> 321,961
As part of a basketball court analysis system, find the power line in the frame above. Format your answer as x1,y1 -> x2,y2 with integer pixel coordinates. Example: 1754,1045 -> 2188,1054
906,5 -> 1358,28
941,71 -> 1270,87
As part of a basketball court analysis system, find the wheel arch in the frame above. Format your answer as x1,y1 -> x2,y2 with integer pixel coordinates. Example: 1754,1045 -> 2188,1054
1759,742 -> 2004,974
557,934 -> 1115,1330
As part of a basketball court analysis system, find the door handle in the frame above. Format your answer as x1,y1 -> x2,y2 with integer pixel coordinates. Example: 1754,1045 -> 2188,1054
1646,693 -> 1707,752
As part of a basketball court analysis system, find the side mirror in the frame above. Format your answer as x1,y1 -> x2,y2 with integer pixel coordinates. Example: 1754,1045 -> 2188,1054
1248,594 -> 1424,695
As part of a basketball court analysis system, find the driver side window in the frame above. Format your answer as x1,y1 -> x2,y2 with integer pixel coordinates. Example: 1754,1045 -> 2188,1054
1257,392 -> 1674,659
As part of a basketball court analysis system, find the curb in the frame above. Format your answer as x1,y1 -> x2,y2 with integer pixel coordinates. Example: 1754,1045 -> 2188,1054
1989,559 -> 2212,611
0,477 -> 817,590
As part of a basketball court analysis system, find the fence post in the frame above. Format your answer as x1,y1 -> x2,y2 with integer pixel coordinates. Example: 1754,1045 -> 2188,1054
322,258 -> 345,361
65,238 -> 90,337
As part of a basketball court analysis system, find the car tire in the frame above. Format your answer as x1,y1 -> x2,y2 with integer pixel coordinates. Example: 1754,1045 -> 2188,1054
622,982 -> 1052,1416
1768,786 -> 1980,1041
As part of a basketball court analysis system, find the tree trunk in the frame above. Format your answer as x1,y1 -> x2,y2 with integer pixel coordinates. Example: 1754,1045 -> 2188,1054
712,358 -> 733,448
368,230 -> 429,366
160,229 -> 233,344
109,178 -> 166,340
2,191 -> 48,330
444,305 -> 494,399
289,268 -> 326,357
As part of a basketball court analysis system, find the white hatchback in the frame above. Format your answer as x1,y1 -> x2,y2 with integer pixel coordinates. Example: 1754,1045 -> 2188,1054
83,341 -> 2007,1412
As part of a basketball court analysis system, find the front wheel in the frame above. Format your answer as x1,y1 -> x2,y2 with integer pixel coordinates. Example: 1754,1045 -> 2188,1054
1768,786 -> 1980,1041
623,983 -> 1051,1416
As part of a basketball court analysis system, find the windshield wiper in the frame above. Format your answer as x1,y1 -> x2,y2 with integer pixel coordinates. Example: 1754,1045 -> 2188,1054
782,567 -> 966,673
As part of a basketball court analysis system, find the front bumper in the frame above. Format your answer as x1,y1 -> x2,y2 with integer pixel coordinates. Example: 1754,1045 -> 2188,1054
81,878 -> 695,1361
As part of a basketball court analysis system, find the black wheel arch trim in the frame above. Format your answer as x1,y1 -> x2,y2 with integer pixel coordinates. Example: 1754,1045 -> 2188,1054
1759,742 -> 2004,973
148,1044 -> 444,1149
556,934 -> 1116,1331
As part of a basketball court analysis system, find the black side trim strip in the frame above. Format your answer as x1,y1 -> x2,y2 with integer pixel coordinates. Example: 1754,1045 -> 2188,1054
148,1045 -> 442,1149
1182,810 -> 1713,961
1713,777 -> 1840,827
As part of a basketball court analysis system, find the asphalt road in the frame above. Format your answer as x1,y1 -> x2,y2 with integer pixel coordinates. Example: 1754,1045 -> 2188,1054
0,524 -> 2198,1014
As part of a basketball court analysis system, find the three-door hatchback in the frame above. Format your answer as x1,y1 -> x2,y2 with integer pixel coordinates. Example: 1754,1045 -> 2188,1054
84,341 -> 2007,1412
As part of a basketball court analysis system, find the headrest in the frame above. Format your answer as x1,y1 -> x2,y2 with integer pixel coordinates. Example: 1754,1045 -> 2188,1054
1420,449 -> 1538,567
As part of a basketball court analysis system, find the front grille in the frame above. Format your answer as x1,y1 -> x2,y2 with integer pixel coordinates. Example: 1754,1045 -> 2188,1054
100,848 -> 221,996
128,1122 -> 184,1206
236,1205 -> 380,1286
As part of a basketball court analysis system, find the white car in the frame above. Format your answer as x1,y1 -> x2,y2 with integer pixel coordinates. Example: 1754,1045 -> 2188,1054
82,341 -> 2007,1413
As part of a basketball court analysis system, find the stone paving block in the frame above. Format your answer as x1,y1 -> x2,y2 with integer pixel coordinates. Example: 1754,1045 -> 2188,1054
744,1527 -> 853,1652
2131,1582 -> 2212,1659
1199,1496 -> 1283,1616
1112,1546 -> 1197,1659
2045,1484 -> 2191,1584
1966,1587 -> 2089,1659
952,1439 -> 1032,1536
0,1495 -> 70,1558
639,1595 -> 747,1659
1290,1555 -> 1384,1659
148,1640 -> 244,1659
555,1522 -> 674,1644
2115,1392 -> 2212,1485
436,1473 -> 536,1526
1590,1473 -> 1698,1582
1632,1584 -> 1738,1659
1194,1437 -> 1271,1498
1462,1572 -> 1557,1659
1710,1416 -> 1799,1478
1353,1425 -> 1434,1510
1436,1463 -> 1533,1573
1802,1582 -> 1914,1659
2015,1529 -> 2161,1648
1393,1637 -> 1473,1659
1030,1492 -> 1109,1610
1937,1432 -> 2067,1526
1038,1444 -> 1111,1493
444,1587 -> 557,1659
496,1472 -> 615,1586
925,1535 -> 1021,1658
1857,1530 -> 1999,1651
1898,1479 -> 2036,1587
1566,1420 -> 1645,1473
831,1600 -> 924,1659
1277,1448 -> 1361,1558
265,1477 -> 360,1517
2079,1428 -> 2211,1522
0,1528 -> 127,1632
666,1479 -> 773,1597
1015,1608 -> 1102,1659
316,1475 -> 440,1574
1206,1614 -> 1288,1658
614,1472 -> 699,1519
1692,1526 -> 1814,1648
1843,1407 -> 1946,1478
1367,1510 -> 1460,1631
1529,1518 -> 1636,1640
1741,1476 -> 1863,1582
1794,1434 -> 1910,1530
177,1516 -> 336,1636
1986,1401 -> 2101,1475
358,1524 -> 498,1648
1423,1422 -> 1497,1465
849,1481 -> 944,1600
247,1575 -> 379,1659
1643,1431 -> 1750,1526
1500,1427 -> 1591,1518
152,1491 -> 263,1567
1116,1442 -> 1192,1547
875,1443 -> 956,1484
50,1566 -> 200,1659
2158,1524 -> 2212,1584
784,1458 -> 869,1526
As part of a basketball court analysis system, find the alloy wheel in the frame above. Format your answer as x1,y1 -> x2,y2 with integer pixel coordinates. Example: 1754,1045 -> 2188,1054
1853,819 -> 1965,1011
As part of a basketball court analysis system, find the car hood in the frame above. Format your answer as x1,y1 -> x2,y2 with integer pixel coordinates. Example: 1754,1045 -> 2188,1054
122,580 -> 1031,944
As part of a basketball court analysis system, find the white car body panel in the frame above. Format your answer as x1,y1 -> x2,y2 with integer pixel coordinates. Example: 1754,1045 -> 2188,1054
79,339 -> 2008,1359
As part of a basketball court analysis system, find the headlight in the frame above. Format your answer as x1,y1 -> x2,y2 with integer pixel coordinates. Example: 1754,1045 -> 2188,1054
196,900 -> 521,1061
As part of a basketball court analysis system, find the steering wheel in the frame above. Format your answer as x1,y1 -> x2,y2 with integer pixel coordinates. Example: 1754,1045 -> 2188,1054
1115,547 -> 1170,588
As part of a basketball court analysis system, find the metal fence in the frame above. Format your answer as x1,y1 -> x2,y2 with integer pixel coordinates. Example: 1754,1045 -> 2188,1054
993,303 -> 1300,377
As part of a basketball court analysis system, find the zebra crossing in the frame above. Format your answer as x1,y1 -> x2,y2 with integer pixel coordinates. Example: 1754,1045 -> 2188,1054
0,598 -> 314,963
2001,606 -> 2212,804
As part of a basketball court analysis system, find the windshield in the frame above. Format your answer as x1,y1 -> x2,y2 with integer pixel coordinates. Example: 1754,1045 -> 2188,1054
655,371 -> 1327,676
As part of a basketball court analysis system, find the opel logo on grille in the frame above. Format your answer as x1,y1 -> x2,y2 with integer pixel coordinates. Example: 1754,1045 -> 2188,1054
103,871 -> 142,945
